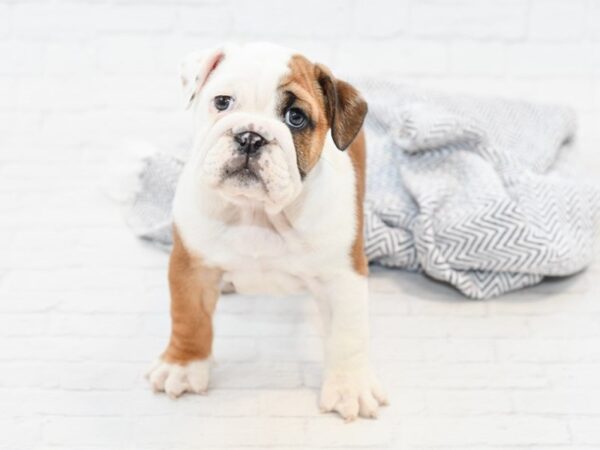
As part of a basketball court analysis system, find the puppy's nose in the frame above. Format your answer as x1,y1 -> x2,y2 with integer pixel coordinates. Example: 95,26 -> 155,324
234,131 -> 266,155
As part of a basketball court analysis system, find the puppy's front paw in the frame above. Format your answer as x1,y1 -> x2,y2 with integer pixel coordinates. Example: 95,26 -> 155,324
146,359 -> 211,398
320,367 -> 388,421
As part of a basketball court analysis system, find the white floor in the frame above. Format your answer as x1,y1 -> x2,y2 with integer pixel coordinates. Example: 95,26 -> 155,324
1,140 -> 599,450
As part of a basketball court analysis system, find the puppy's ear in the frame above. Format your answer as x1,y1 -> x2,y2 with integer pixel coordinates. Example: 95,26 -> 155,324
180,48 -> 225,109
315,64 -> 368,151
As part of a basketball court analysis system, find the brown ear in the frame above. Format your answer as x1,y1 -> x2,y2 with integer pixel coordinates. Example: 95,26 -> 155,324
315,64 -> 368,151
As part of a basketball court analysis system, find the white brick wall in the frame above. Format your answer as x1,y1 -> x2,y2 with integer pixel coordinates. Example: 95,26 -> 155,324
1,0 -> 600,158
1,1 -> 600,449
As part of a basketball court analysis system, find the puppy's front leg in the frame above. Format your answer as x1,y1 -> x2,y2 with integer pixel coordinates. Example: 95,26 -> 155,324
147,227 -> 221,398
317,271 -> 387,421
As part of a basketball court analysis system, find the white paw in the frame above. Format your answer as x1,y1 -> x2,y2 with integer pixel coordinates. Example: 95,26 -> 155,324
146,359 -> 211,398
320,367 -> 388,421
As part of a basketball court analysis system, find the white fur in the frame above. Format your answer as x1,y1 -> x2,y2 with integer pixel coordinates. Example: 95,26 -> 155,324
175,136 -> 357,294
147,359 -> 211,398
196,111 -> 302,215
320,365 -> 388,420
153,42 -> 386,420
314,271 -> 388,420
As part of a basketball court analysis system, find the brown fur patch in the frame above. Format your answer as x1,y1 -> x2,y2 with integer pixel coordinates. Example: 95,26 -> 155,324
162,226 -> 222,363
347,129 -> 369,276
280,55 -> 369,276
278,55 -> 330,176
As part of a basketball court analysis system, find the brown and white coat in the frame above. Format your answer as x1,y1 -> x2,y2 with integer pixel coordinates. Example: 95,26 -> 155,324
147,42 -> 386,421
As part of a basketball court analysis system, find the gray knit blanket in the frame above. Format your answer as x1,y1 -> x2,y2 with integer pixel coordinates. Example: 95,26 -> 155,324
126,81 -> 599,299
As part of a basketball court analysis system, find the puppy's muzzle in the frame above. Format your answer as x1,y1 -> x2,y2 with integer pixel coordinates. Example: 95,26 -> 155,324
234,131 -> 266,156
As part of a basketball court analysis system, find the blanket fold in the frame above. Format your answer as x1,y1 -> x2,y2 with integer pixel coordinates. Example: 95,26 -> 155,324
126,81 -> 599,299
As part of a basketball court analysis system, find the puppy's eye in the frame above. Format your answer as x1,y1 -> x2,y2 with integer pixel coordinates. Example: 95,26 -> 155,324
213,95 -> 233,111
285,107 -> 308,130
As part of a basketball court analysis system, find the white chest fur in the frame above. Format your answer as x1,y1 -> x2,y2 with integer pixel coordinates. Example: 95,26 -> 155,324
172,139 -> 358,296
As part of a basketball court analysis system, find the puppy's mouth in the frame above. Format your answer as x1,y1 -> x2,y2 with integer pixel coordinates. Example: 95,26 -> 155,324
221,155 -> 262,184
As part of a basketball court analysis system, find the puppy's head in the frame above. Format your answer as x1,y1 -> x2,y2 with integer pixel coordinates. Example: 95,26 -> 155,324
181,42 -> 367,214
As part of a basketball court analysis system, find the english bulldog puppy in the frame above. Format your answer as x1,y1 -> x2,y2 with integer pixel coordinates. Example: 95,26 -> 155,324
147,42 -> 387,421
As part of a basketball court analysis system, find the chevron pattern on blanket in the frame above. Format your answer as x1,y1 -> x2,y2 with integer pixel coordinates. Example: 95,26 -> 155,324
363,80 -> 599,299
